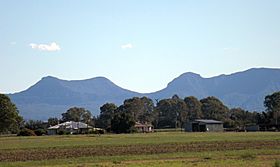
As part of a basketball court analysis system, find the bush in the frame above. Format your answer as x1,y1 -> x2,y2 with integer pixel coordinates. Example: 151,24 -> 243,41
58,130 -> 70,135
90,128 -> 106,134
34,129 -> 46,136
274,160 -> 280,167
17,128 -> 36,136
58,130 -> 66,135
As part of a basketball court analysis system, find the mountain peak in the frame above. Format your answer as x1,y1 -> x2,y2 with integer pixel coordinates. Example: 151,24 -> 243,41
41,76 -> 60,81
40,76 -> 113,84
166,72 -> 202,89
180,72 -> 201,78
88,76 -> 111,82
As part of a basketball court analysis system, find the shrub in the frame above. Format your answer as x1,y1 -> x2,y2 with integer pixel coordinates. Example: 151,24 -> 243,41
34,129 -> 46,136
17,128 -> 36,136
58,130 -> 66,135
57,130 -> 70,135
274,160 -> 280,167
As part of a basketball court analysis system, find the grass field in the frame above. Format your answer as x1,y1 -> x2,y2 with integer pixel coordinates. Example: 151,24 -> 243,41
0,132 -> 279,166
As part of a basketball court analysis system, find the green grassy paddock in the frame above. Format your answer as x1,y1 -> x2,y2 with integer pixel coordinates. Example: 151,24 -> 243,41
1,132 -> 279,150
1,148 -> 279,167
0,132 -> 279,166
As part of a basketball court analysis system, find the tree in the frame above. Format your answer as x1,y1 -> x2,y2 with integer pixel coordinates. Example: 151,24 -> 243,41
200,96 -> 229,121
229,108 -> 256,128
121,97 -> 155,123
17,128 -> 36,136
0,94 -> 22,134
256,112 -> 270,125
137,97 -> 155,123
24,120 -> 47,130
264,91 -> 280,126
156,99 -> 176,128
156,95 -> 187,129
184,96 -> 202,121
96,103 -> 117,130
111,110 -> 135,133
47,117 -> 59,126
173,97 -> 188,129
97,97 -> 155,133
61,107 -> 92,124
172,94 -> 180,100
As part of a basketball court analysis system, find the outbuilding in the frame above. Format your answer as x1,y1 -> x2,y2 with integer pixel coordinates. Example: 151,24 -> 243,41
185,119 -> 223,132
245,125 -> 260,132
47,121 -> 93,135
134,122 -> 154,133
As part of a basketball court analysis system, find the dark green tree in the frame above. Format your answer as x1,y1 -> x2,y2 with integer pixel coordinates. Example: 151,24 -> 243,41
156,95 -> 187,129
24,120 -> 47,130
200,96 -> 229,121
172,94 -> 180,100
155,99 -> 176,128
184,96 -> 202,121
0,94 -> 22,134
137,97 -> 155,123
96,103 -> 117,130
264,91 -> 280,126
256,112 -> 270,125
229,108 -> 257,128
111,110 -> 135,133
47,117 -> 59,126
61,107 -> 92,124
174,97 -> 188,129
121,97 -> 155,123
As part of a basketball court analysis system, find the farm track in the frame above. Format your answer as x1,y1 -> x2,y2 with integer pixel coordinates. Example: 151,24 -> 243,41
0,140 -> 279,162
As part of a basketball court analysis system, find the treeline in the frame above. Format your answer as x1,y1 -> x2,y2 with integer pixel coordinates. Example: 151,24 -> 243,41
96,95 -> 256,132
0,91 -> 279,134
96,92 -> 280,132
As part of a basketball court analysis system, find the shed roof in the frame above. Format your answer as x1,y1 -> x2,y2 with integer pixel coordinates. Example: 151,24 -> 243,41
48,121 -> 92,130
134,122 -> 153,128
193,119 -> 223,124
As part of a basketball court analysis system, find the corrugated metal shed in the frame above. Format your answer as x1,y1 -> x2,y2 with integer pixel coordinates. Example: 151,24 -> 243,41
185,119 -> 224,132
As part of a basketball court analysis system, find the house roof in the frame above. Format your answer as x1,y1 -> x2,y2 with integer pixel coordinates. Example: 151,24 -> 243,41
134,122 -> 153,128
48,121 -> 92,130
193,119 -> 223,124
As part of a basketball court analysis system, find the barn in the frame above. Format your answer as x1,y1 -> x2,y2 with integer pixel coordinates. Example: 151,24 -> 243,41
185,119 -> 224,132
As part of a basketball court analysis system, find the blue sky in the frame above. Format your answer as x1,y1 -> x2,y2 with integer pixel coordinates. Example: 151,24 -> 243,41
1,0 -> 280,93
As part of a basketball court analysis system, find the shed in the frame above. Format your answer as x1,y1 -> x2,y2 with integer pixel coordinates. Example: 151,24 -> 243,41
134,122 -> 154,133
185,119 -> 223,132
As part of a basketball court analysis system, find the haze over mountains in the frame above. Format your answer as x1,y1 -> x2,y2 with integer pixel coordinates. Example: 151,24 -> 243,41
8,68 -> 280,120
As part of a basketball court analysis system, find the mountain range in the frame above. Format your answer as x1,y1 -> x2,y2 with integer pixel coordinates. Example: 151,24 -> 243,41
7,68 -> 280,120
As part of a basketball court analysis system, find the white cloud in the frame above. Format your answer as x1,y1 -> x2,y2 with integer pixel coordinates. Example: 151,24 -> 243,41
29,42 -> 61,51
121,43 -> 133,49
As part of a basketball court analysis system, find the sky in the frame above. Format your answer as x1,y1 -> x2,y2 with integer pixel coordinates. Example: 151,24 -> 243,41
1,0 -> 280,94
